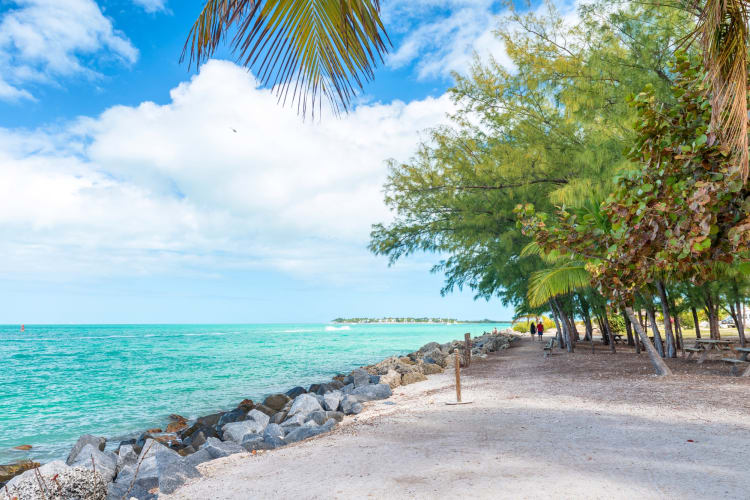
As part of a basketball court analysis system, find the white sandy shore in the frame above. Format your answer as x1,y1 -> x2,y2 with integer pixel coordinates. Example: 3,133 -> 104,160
165,338 -> 750,499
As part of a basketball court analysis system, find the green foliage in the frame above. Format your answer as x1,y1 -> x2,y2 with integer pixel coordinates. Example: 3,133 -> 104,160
518,54 -> 750,302
608,314 -> 625,334
369,2 -> 686,313
183,0 -> 389,115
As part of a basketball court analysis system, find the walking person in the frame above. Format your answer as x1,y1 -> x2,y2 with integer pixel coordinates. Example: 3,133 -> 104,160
530,320 -> 537,339
537,320 -> 544,341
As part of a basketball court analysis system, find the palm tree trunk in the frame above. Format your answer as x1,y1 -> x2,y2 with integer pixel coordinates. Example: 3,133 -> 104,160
622,309 -> 636,349
625,307 -> 672,376
550,305 -> 565,350
655,281 -> 677,358
602,312 -> 616,354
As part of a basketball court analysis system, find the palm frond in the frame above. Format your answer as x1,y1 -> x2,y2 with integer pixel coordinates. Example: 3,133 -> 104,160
691,0 -> 749,180
527,264 -> 592,307
182,0 -> 390,116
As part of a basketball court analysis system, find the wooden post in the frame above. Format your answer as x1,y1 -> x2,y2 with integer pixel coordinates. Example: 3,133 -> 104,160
454,350 -> 462,402
464,333 -> 471,368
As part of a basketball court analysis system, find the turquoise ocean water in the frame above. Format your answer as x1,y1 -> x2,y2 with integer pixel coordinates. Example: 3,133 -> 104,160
0,323 -> 508,464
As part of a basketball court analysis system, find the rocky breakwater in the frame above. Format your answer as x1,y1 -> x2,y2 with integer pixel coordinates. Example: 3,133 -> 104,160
0,329 -> 516,500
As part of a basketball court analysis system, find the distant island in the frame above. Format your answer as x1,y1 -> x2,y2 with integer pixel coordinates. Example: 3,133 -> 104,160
331,317 -> 508,324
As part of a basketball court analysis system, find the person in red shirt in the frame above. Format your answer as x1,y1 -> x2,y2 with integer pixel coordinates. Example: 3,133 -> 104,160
536,321 -> 544,340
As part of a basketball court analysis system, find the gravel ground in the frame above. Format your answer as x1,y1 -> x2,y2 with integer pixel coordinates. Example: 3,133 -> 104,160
165,336 -> 750,499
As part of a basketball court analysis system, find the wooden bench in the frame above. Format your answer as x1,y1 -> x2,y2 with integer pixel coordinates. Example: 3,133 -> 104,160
543,338 -> 557,358
721,358 -> 748,376
685,347 -> 702,360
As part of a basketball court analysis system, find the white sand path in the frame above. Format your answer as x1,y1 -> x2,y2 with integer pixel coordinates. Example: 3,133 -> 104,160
165,337 -> 750,499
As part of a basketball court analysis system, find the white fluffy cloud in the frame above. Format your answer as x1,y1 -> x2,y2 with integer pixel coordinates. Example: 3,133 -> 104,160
131,0 -> 168,13
384,0 -> 511,78
0,0 -> 138,101
0,60 -> 453,280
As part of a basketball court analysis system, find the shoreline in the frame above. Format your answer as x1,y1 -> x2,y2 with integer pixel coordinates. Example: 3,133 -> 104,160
0,329 -> 518,499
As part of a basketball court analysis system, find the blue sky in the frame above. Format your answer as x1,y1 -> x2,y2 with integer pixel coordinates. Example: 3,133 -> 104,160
0,0 -> 565,323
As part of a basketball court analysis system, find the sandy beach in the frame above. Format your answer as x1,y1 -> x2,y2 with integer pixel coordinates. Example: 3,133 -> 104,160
165,337 -> 750,499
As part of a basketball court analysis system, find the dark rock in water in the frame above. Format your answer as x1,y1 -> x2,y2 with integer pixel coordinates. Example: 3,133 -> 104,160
270,410 -> 288,425
328,380 -> 345,390
351,368 -> 371,388
285,386 -> 307,398
116,438 -> 136,453
284,419 -> 336,444
308,383 -> 321,394
66,434 -> 106,465
332,374 -> 347,383
0,460 -> 40,483
351,383 -> 392,401
263,393 -> 291,412
238,399 -> 254,410
217,407 -> 248,428
200,437 -> 245,459
12,444 -> 32,451
166,420 -> 188,433
70,444 -> 117,483
253,403 -> 276,417
369,375 -> 381,385
197,412 -> 223,428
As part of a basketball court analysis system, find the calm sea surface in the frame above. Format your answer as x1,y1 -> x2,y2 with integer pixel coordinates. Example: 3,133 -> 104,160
0,323 -> 508,464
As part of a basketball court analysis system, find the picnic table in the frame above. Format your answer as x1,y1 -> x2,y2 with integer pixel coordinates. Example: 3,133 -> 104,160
721,347 -> 750,376
688,339 -> 735,364
612,334 -> 624,344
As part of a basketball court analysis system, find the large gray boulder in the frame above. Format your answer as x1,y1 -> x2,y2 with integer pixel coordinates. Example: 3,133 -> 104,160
6,464 -> 106,500
184,448 -> 213,468
280,413 -> 306,429
305,410 -> 330,426
66,434 -> 106,465
419,341 -> 441,353
263,423 -> 285,440
287,393 -> 323,418
241,434 -> 264,451
200,437 -> 245,459
221,409 -> 268,443
351,383 -> 392,401
284,419 -> 336,444
116,444 -> 138,475
109,439 -> 200,497
340,395 -> 363,415
322,390 -> 343,411
351,368 -> 371,388
70,444 -> 117,483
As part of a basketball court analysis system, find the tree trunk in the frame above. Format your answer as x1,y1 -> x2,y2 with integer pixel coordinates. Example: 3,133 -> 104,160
622,309 -> 635,347
550,303 -> 566,350
691,306 -> 702,339
729,280 -> 746,346
625,307 -> 672,376
655,281 -> 677,358
554,299 -> 574,353
703,288 -> 721,339
579,295 -> 594,342
645,304 -> 665,357
674,314 -> 685,356
637,309 -> 646,330
602,312 -> 616,353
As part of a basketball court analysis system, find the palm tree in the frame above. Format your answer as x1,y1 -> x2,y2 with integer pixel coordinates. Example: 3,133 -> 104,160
182,0 -> 390,115
692,0 -> 750,180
